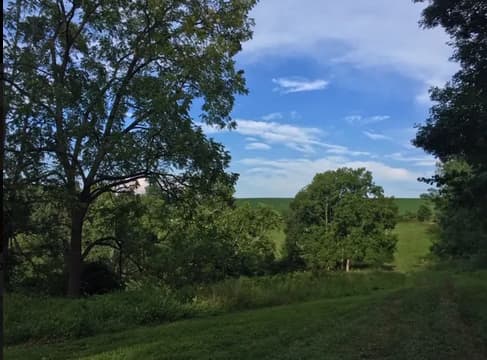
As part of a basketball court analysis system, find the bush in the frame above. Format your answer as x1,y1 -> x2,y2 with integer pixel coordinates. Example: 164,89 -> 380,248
417,204 -> 433,222
399,211 -> 417,222
81,261 -> 121,295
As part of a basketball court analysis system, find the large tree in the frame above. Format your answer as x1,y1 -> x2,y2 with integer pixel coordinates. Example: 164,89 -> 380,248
285,168 -> 398,272
414,0 -> 487,200
3,0 -> 257,297
414,0 -> 487,166
413,0 -> 487,257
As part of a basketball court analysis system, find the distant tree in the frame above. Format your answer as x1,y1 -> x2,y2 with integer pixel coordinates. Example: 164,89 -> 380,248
4,0 -> 256,297
285,168 -> 398,272
416,204 -> 432,222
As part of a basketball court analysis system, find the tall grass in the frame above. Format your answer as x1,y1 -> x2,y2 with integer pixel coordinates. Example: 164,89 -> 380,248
5,271 -> 405,345
193,271 -> 406,310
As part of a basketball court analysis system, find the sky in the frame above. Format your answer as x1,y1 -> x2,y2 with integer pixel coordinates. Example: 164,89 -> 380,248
202,0 -> 458,198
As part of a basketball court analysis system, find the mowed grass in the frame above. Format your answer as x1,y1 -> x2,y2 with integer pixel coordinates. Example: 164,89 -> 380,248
393,222 -> 434,272
7,271 -> 487,359
236,197 -> 428,215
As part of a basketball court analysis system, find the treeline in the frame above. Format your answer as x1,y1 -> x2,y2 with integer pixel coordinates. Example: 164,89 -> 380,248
4,167 -> 401,296
4,183 -> 282,295
413,0 -> 487,262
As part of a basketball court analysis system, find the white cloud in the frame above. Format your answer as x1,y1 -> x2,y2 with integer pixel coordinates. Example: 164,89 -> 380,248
345,115 -> 390,126
261,112 -> 284,121
235,119 -> 323,153
236,157 -> 429,198
242,0 -> 457,97
245,137 -> 258,142
387,152 -> 437,167
245,142 -> 272,151
272,77 -> 329,93
363,131 -> 393,141
202,118 -> 370,156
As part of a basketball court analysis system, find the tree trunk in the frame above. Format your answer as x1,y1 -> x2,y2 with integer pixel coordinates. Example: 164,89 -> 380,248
345,259 -> 351,272
67,204 -> 88,298
118,246 -> 123,285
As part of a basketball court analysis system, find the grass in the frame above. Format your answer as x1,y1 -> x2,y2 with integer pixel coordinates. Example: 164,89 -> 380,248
393,222 -> 434,272
237,197 -> 429,215
7,271 -> 487,359
4,272 -> 405,346
8,215 -> 487,359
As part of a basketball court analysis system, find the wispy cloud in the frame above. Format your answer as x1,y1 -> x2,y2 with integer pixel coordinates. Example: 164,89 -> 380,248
242,1 -> 457,96
245,142 -> 272,151
202,119 -> 369,156
386,152 -> 437,167
272,77 -> 329,93
236,119 -> 322,153
363,130 -> 393,141
346,115 -> 391,126
261,112 -> 284,121
236,157 -> 429,198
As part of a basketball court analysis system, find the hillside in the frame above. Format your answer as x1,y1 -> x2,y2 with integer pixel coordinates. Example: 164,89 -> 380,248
9,218 -> 487,360
236,197 -> 430,215
8,273 -> 487,359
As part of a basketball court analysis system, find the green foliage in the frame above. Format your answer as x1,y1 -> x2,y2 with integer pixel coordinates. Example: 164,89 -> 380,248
4,0 -> 257,295
417,204 -> 433,222
5,271 -> 405,346
4,186 -> 68,294
5,287 -> 191,345
146,201 -> 282,287
236,198 -> 293,215
414,1 -> 487,261
428,161 -> 487,259
238,197 -> 428,215
414,0 -> 487,169
285,168 -> 398,271
81,262 -> 120,296
191,271 -> 405,311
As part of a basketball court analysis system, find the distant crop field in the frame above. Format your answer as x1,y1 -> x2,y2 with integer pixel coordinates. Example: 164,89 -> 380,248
237,197 -> 429,215
236,198 -> 293,215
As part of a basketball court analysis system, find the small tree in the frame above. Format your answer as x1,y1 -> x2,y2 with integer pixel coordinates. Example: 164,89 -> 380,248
285,168 -> 398,272
416,204 -> 432,222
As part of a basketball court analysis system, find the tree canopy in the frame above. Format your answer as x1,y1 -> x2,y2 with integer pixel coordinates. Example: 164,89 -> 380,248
414,0 -> 487,259
3,0 -> 257,296
285,168 -> 398,272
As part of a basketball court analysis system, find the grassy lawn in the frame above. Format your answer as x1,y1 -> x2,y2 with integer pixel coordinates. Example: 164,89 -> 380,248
393,222 -> 434,272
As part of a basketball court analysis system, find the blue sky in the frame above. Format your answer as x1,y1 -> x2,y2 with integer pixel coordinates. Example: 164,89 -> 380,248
203,0 -> 458,198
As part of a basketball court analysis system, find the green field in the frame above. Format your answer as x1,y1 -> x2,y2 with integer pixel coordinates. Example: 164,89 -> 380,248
9,219 -> 487,360
237,197 -> 429,215
393,222 -> 434,272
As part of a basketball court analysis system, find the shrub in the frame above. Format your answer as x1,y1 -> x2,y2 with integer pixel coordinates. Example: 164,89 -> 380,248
417,204 -> 433,222
81,261 -> 121,295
